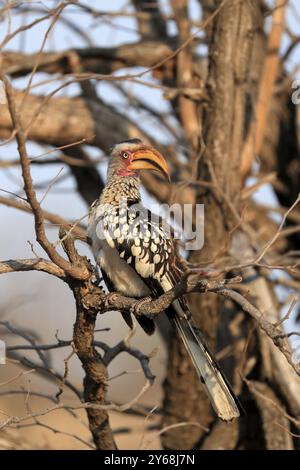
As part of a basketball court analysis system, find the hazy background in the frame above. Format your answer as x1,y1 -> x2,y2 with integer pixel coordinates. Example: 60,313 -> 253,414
0,0 -> 299,449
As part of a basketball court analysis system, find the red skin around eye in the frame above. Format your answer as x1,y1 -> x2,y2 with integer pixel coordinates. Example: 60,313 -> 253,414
117,152 -> 138,177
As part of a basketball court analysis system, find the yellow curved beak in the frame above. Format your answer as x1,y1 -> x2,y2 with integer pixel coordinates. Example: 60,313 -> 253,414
128,148 -> 170,181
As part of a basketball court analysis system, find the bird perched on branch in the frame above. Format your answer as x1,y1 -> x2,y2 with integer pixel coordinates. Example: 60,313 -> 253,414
88,138 -> 241,421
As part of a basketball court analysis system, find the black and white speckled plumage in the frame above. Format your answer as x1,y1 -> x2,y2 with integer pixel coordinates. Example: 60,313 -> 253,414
103,205 -> 173,281
87,141 -> 242,422
99,175 -> 141,206
88,176 -> 182,333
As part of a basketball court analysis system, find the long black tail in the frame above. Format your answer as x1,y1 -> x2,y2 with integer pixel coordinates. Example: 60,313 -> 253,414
170,300 -> 241,421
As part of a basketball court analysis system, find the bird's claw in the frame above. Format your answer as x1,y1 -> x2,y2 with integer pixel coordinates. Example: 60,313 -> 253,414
130,296 -> 152,317
104,292 -> 121,307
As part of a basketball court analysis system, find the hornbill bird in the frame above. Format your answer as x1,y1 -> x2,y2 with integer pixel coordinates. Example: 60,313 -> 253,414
87,138 -> 241,421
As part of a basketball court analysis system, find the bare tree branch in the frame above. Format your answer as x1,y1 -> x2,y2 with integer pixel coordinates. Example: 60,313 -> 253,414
0,258 -> 65,278
1,75 -> 90,281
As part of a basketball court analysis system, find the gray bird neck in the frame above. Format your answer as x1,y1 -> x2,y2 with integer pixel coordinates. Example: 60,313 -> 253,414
100,175 -> 141,206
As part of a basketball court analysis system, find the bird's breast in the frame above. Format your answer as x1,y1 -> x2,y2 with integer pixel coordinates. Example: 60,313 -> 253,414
87,201 -> 174,297
88,212 -> 150,297
97,242 -> 151,297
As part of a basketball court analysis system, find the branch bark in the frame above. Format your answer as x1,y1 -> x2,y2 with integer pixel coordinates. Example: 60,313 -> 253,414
0,258 -> 65,279
72,293 -> 117,450
2,41 -> 174,77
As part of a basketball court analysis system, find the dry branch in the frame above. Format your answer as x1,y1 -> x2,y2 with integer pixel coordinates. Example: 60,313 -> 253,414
1,0 -> 300,451
240,0 -> 286,180
0,196 -> 86,240
80,271 -> 300,376
0,258 -> 65,279
1,76 -> 89,280
2,41 -> 174,77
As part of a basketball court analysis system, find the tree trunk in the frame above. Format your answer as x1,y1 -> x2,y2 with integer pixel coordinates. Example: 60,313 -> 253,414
73,287 -> 117,450
162,0 -> 267,450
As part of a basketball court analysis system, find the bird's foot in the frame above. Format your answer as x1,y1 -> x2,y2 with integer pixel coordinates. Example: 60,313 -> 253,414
104,292 -> 122,308
130,296 -> 152,317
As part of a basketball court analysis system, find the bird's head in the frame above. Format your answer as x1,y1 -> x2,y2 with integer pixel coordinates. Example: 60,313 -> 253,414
107,138 -> 170,182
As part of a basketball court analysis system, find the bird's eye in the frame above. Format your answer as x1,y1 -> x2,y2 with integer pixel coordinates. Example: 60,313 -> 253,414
121,151 -> 129,159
